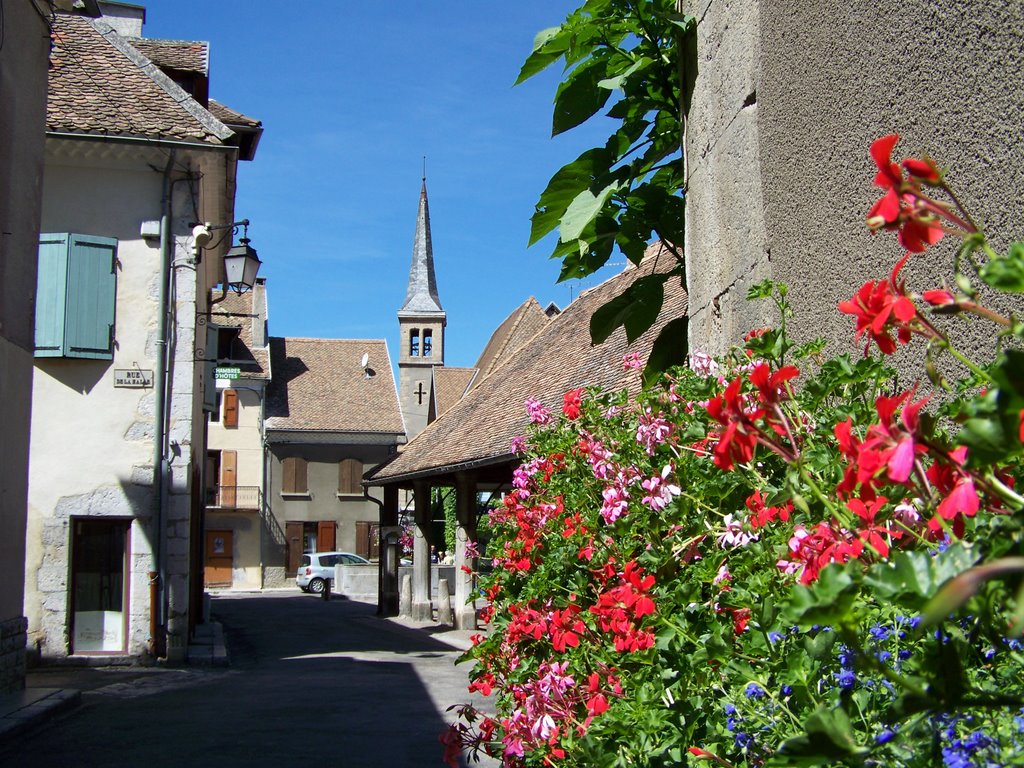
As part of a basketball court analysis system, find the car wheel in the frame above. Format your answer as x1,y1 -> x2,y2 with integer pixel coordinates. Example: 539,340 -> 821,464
309,578 -> 325,594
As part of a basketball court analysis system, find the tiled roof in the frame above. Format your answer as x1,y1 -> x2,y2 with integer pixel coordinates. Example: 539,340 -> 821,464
208,99 -> 262,129
369,242 -> 687,483
206,287 -> 269,380
432,367 -> 478,417
47,15 -> 231,144
265,338 -> 405,435
126,37 -> 208,75
473,297 -> 551,384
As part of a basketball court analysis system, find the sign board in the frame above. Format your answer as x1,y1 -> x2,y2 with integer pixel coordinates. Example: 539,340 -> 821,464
214,367 -> 241,380
113,369 -> 154,388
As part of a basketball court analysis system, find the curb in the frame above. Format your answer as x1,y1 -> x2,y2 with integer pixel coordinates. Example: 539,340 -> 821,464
0,687 -> 81,745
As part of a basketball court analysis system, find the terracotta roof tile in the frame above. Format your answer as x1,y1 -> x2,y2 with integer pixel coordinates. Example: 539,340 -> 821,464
370,242 -> 687,483
473,297 -> 550,384
126,37 -> 208,75
432,367 -> 478,417
265,338 -> 405,434
47,15 -> 231,143
208,99 -> 262,129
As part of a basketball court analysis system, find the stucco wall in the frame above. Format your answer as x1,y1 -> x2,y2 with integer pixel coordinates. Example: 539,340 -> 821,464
267,442 -> 392,574
684,0 -> 1024,359
758,0 -> 1024,357
26,146 -> 208,660
0,0 -> 49,691
206,380 -> 265,590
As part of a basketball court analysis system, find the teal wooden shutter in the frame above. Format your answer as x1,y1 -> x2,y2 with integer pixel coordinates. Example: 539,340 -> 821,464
65,234 -> 117,359
35,233 -> 71,356
35,233 -> 117,359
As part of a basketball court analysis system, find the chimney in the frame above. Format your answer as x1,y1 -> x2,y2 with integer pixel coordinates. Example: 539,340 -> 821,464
96,1 -> 145,37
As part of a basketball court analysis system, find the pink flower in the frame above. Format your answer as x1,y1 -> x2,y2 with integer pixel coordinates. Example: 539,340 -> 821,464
689,350 -> 719,377
641,465 -> 681,511
717,514 -> 758,548
636,409 -> 672,455
601,482 -> 630,524
524,398 -> 552,425
510,435 -> 527,454
622,352 -> 643,370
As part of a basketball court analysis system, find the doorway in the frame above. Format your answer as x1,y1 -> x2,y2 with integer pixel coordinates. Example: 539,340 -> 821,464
204,529 -> 233,588
70,518 -> 129,654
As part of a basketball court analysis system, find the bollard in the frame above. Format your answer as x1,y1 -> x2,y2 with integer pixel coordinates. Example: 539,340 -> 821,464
321,577 -> 331,601
437,578 -> 453,627
399,574 -> 412,617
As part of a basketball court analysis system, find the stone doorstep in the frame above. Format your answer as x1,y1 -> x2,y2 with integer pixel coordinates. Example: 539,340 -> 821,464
185,621 -> 228,667
0,687 -> 81,744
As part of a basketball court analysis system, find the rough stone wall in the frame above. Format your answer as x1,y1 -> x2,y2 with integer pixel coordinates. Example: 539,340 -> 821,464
684,0 -> 1024,358
683,0 -> 773,356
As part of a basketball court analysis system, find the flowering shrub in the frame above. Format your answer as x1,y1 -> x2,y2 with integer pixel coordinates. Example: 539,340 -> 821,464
445,137 -> 1024,767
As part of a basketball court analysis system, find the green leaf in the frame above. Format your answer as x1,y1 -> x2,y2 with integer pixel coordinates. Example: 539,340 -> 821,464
559,182 -> 619,243
590,273 -> 668,345
782,565 -> 859,627
598,56 -> 653,91
552,55 -> 614,136
514,26 -> 568,85
979,241 -> 1024,292
921,557 -> 1024,626
772,706 -> 868,762
643,315 -> 688,383
530,148 -> 616,245
863,544 -> 979,606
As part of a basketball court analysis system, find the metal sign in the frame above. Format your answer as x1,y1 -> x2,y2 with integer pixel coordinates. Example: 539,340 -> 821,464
113,369 -> 154,388
214,366 -> 241,380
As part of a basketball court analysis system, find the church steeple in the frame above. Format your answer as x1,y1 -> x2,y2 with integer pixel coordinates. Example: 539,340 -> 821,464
397,177 -> 446,441
400,180 -> 444,313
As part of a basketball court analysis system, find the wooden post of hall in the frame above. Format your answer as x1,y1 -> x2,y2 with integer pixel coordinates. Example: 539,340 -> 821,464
377,484 -> 400,616
411,480 -> 433,621
454,472 -> 478,631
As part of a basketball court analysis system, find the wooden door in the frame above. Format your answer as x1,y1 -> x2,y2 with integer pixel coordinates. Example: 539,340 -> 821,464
220,450 -> 237,507
317,520 -> 336,552
286,521 -> 304,575
204,529 -> 233,587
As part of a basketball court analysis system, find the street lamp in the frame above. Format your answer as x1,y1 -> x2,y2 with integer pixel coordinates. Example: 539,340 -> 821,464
224,236 -> 261,294
191,218 -> 262,296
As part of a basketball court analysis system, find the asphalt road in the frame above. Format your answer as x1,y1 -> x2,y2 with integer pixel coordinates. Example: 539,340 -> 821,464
0,592 -> 495,768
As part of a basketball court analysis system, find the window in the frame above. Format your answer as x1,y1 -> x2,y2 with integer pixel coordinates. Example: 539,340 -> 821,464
222,389 -> 239,428
282,456 -> 308,495
35,233 -> 117,359
210,391 -> 222,423
423,329 -> 433,357
338,458 -> 362,496
409,328 -> 420,356
216,327 -> 240,360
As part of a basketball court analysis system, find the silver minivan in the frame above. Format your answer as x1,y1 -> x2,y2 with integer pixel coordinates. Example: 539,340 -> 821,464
296,551 -> 370,593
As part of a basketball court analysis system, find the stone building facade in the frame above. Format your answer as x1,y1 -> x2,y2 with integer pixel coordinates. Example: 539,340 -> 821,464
683,0 -> 1024,357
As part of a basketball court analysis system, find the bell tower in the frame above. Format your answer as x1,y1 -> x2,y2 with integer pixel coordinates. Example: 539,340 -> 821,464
397,178 -> 446,440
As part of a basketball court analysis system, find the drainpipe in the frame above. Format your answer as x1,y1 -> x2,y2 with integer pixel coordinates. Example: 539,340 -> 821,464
151,149 -> 176,659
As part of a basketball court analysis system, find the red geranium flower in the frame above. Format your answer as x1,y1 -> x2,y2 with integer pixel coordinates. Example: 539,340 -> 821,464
562,388 -> 583,420
838,254 -> 919,355
866,134 -> 946,253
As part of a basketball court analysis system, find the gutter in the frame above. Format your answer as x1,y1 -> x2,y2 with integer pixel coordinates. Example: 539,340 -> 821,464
366,453 -> 515,487
46,131 -> 237,153
151,149 -> 175,658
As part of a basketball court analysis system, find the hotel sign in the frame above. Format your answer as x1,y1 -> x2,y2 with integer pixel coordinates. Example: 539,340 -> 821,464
214,367 -> 241,380
114,369 -> 154,388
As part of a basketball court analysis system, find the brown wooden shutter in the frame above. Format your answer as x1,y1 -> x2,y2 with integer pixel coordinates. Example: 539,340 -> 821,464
220,450 -> 237,507
223,388 -> 239,428
355,521 -> 370,558
317,521 -> 336,552
283,457 -> 307,494
338,458 -> 362,495
286,521 -> 304,573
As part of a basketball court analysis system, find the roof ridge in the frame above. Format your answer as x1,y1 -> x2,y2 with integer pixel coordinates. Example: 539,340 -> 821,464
94,19 -> 232,142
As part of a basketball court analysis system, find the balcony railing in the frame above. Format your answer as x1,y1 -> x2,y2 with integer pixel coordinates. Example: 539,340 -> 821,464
206,485 -> 261,510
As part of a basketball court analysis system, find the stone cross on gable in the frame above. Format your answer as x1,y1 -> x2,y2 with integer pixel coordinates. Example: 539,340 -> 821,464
415,381 -> 427,405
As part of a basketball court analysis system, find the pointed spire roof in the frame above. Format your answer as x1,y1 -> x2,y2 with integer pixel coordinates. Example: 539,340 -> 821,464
400,180 -> 444,314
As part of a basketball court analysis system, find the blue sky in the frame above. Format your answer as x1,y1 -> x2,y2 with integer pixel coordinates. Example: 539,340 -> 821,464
141,1 -> 622,369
